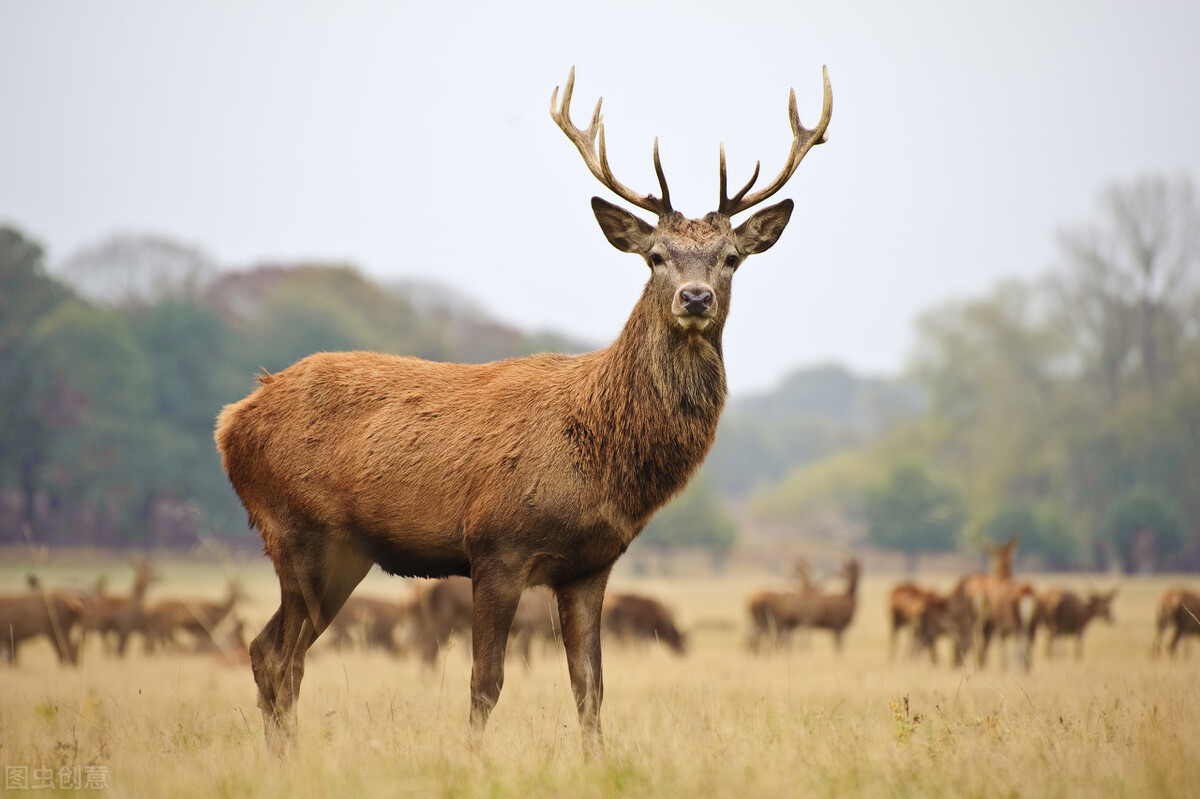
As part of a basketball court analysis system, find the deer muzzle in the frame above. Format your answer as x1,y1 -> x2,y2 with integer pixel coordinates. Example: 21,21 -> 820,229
673,284 -> 716,330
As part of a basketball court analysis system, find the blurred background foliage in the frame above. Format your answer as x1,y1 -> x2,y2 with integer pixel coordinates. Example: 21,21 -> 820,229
1,174 -> 1198,572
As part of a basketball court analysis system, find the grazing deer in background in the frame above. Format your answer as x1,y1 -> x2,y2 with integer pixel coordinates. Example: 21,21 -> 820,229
146,579 -> 246,652
1153,587 -> 1200,658
215,66 -> 832,757
1038,588 -> 1116,659
982,579 -> 1039,669
213,617 -> 252,667
409,577 -> 475,664
407,577 -> 565,666
914,590 -> 963,665
745,556 -> 823,652
808,558 -> 861,654
953,536 -> 1036,670
0,577 -> 86,666
326,594 -> 412,654
887,580 -> 942,661
81,557 -> 159,656
509,586 -> 565,665
601,592 -> 687,655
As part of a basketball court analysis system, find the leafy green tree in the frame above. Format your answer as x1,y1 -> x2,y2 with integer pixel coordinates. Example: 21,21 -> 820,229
864,461 -> 965,571
128,300 -> 249,542
0,227 -> 72,538
1103,485 -> 1184,573
23,300 -> 155,543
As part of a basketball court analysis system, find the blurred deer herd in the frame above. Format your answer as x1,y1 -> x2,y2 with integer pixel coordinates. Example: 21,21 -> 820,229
3,539 -> 1198,670
0,559 -> 687,669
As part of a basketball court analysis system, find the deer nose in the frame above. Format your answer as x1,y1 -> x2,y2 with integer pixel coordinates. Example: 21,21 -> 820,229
678,286 -> 714,315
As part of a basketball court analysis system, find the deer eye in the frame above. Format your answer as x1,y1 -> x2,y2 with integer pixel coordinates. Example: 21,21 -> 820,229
648,252 -> 664,267
725,254 -> 739,268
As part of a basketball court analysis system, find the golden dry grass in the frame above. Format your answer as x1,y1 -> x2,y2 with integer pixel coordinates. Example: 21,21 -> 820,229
2,559 -> 1199,798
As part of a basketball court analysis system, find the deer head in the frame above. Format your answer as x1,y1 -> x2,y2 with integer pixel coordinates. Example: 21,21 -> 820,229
1090,588 -> 1118,624
551,67 -> 832,337
131,557 -> 160,592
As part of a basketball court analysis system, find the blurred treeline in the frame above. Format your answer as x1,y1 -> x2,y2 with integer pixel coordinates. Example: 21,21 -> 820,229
0,228 -> 590,550
1,175 -> 1197,572
747,175 -> 1200,572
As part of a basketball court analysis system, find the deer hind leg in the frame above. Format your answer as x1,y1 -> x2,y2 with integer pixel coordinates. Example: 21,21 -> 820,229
250,530 -> 371,756
556,567 -> 612,760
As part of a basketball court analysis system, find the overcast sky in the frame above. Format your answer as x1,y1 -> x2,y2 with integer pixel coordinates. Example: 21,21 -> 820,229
3,1 -> 1198,394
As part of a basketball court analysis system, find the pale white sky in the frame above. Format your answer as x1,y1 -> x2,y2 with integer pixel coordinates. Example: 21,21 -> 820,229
3,1 -> 1198,394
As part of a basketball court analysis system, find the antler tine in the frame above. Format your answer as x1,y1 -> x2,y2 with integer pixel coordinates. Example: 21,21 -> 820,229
550,67 -> 672,216
719,142 -> 761,214
718,65 -> 833,217
652,138 -> 672,213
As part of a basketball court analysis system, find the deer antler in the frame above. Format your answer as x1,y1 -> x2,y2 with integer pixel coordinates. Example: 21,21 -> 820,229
718,65 -> 833,217
551,67 -> 673,216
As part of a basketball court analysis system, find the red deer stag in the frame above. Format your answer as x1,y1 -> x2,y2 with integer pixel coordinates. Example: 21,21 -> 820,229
1153,587 -> 1200,658
601,592 -> 686,655
1038,588 -> 1116,659
0,577 -> 87,666
215,66 -> 832,758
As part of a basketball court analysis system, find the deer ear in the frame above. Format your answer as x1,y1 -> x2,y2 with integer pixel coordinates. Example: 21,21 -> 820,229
733,199 -> 794,254
592,197 -> 655,255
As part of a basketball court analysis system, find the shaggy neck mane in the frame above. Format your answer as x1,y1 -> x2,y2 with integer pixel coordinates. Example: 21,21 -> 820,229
577,284 -> 728,525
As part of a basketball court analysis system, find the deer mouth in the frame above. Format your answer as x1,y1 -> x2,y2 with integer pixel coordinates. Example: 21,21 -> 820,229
674,312 -> 713,331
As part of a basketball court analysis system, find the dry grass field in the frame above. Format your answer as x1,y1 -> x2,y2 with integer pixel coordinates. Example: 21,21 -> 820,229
2,556 -> 1199,798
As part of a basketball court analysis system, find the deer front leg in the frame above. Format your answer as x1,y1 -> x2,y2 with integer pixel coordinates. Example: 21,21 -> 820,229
556,567 -> 612,760
467,567 -> 523,746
